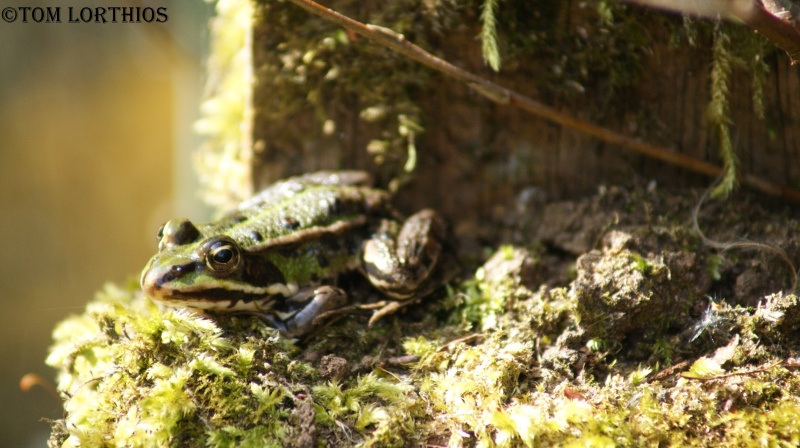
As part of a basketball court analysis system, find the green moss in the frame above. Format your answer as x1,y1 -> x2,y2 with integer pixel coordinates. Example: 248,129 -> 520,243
46,282 -> 308,447
479,0 -> 501,71
707,253 -> 726,281
313,373 -> 421,446
51,185 -> 798,445
195,0 -> 254,207
250,0 -> 441,180
45,280 -> 452,446
47,246 -> 800,447
676,20 -> 774,198
708,26 -> 738,198
572,246 -> 684,343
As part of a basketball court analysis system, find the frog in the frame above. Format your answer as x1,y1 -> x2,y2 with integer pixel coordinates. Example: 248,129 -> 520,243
140,171 -> 450,337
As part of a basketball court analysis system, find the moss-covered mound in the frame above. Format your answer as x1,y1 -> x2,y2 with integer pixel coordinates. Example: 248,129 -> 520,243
47,186 -> 800,447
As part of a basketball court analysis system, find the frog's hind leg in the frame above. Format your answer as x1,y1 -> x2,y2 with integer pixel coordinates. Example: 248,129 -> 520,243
361,209 -> 448,323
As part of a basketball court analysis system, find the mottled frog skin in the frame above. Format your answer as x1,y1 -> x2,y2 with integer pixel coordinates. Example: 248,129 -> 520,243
140,171 -> 448,336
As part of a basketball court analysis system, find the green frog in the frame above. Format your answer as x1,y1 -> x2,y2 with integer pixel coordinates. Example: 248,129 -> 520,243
140,171 -> 449,337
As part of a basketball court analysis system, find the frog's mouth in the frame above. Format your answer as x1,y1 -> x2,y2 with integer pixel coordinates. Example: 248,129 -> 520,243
154,285 -> 298,308
141,262 -> 300,310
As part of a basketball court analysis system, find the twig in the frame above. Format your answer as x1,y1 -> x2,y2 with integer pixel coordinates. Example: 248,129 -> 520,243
375,366 -> 404,381
652,358 -> 795,383
381,355 -> 421,366
627,0 -> 800,64
736,1 -> 800,64
437,333 -> 482,352
683,361 -> 783,381
284,0 -> 800,201
649,360 -> 692,382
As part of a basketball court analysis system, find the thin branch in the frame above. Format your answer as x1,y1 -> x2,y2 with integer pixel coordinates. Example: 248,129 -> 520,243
437,333 -> 483,352
648,360 -> 691,382
628,0 -> 800,64
737,3 -> 800,64
285,0 -> 800,201
683,361 -> 783,381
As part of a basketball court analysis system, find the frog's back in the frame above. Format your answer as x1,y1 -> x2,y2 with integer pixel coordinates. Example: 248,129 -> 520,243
203,173 -> 392,252
239,170 -> 374,211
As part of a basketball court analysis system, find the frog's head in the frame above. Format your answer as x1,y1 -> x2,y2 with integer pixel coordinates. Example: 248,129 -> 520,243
140,218 -> 296,310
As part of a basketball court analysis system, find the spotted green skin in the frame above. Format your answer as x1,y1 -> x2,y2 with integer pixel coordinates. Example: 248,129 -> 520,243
140,171 -> 445,335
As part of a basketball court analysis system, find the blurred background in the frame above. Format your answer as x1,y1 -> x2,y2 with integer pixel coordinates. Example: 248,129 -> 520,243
0,1 -> 214,445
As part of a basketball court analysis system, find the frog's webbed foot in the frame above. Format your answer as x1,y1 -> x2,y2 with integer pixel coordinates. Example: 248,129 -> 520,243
262,286 -> 348,338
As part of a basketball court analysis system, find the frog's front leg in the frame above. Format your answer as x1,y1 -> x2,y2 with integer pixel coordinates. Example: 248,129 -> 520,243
263,286 -> 348,337
362,209 -> 446,323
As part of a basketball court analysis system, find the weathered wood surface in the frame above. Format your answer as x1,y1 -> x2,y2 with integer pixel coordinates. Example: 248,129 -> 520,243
250,1 -> 800,229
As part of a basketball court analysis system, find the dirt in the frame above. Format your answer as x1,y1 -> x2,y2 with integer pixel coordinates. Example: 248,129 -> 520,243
482,182 -> 800,372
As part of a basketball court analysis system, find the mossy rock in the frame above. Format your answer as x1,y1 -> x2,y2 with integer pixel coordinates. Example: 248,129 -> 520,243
47,186 -> 800,447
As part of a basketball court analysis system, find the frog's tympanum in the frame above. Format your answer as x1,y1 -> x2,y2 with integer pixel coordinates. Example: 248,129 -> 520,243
141,171 -> 449,337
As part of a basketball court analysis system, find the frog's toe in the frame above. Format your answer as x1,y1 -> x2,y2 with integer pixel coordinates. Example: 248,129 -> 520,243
282,286 -> 348,337
367,299 -> 419,326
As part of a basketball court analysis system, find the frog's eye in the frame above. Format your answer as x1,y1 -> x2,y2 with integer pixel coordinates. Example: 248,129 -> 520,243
205,239 -> 241,273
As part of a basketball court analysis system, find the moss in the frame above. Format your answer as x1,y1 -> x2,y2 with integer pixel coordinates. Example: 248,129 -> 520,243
46,0 -> 797,443
313,373 -> 422,446
195,0 -> 255,207
479,0 -> 501,71
48,245 -> 800,447
676,20 -> 774,198
47,279 -> 440,447
250,0 -> 440,181
52,183 -> 800,446
196,0 -> 781,203
46,282 -> 305,447
571,243 -> 694,345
